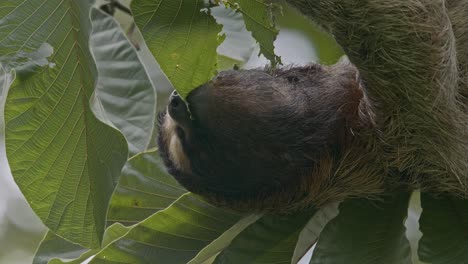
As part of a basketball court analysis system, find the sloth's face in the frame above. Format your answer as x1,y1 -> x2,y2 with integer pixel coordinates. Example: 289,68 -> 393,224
158,66 -> 358,209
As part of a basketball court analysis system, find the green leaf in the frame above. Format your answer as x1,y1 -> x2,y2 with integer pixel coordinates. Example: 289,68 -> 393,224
0,65 -> 15,99
90,194 -> 246,264
224,0 -> 281,67
418,193 -> 468,264
33,232 -> 87,264
90,8 -> 157,156
291,203 -> 340,264
33,224 -> 130,264
310,193 -> 412,264
213,211 -> 316,263
211,5 -> 256,69
131,0 -> 224,98
0,66 -> 15,146
275,4 -> 343,65
188,214 -> 263,264
0,1 -> 65,68
3,0 -> 128,248
217,54 -> 243,72
107,149 -> 187,226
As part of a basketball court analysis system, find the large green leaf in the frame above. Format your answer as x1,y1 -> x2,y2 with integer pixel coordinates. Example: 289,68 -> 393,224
213,211 -> 316,264
105,148 -> 327,264
224,0 -> 281,67
107,149 -> 187,226
33,224 -> 129,264
90,8 -> 156,156
33,151 -> 185,263
90,194 -> 247,264
3,0 -> 128,248
131,0 -> 224,98
310,193 -> 412,264
418,193 -> 468,264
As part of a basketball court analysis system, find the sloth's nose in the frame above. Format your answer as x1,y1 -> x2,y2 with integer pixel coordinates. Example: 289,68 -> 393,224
170,91 -> 182,109
168,91 -> 189,124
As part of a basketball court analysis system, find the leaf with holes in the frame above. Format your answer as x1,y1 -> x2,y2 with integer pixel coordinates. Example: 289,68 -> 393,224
225,0 -> 281,67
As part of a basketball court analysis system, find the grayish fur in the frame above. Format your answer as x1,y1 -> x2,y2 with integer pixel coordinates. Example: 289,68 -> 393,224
447,0 -> 468,102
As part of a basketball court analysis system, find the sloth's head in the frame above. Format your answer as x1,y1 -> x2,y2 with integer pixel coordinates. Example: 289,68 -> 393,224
158,63 -> 364,212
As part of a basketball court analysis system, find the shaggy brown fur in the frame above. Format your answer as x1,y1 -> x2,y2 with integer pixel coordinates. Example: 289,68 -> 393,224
158,0 -> 468,212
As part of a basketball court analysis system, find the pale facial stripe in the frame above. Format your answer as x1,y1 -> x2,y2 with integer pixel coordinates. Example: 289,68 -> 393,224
163,112 -> 192,172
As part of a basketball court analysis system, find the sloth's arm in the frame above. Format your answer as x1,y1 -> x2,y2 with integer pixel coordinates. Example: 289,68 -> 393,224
287,0 -> 459,113
286,0 -> 468,193
283,0 -> 461,120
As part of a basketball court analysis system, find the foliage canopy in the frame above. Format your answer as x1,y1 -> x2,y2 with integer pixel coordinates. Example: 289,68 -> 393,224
0,0 -> 467,263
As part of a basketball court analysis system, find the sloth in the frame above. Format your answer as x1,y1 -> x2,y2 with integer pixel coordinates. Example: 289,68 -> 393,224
158,0 -> 468,212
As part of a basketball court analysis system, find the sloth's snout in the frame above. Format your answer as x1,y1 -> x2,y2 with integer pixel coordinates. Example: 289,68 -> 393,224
168,90 -> 191,127
169,91 -> 183,110
168,91 -> 185,117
